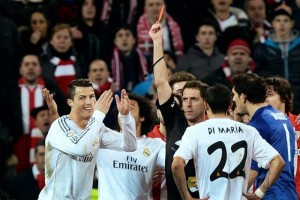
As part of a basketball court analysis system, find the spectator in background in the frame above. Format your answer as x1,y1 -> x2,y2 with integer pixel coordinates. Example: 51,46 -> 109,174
88,59 -> 116,129
13,105 -> 50,173
1,54 -> 67,146
245,0 -> 272,44
253,5 -> 300,113
71,0 -> 113,67
1,0 -> 57,29
20,11 -> 50,56
163,50 -> 177,72
291,0 -> 300,31
265,76 -> 300,199
202,38 -> 255,88
164,0 -> 210,52
207,0 -> 249,33
5,140 -> 46,200
40,23 -> 86,97
176,19 -> 224,80
111,25 -> 148,92
137,0 -> 184,62
88,59 -> 115,98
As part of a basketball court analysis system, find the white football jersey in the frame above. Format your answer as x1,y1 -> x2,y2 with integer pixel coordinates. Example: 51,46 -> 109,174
97,136 -> 165,200
38,111 -> 136,200
174,118 -> 279,200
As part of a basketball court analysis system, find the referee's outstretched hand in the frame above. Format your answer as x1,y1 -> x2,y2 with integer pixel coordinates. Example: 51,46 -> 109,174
115,89 -> 130,115
95,90 -> 113,114
149,22 -> 163,42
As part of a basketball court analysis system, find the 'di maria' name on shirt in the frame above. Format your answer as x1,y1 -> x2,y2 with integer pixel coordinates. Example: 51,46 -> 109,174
208,125 -> 243,135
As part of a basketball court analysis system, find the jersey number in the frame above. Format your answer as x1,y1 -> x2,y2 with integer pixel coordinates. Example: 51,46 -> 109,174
207,141 -> 247,181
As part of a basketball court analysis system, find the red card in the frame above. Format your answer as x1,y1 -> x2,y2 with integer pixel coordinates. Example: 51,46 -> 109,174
157,5 -> 165,23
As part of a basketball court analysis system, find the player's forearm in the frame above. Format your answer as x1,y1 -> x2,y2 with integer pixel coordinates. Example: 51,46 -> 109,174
120,114 -> 137,151
49,111 -> 59,123
172,158 -> 191,200
247,170 -> 258,191
258,155 -> 285,194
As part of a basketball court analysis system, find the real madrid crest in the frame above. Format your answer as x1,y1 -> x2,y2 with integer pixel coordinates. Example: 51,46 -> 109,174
143,147 -> 151,157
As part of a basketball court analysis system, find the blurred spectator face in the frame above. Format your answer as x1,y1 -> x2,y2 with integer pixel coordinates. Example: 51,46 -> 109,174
35,145 -> 45,174
145,0 -> 164,22
50,28 -> 73,53
196,25 -> 217,50
31,12 -> 48,38
35,110 -> 51,136
114,28 -> 135,54
20,55 -> 42,84
211,0 -> 232,12
82,0 -> 96,21
265,87 -> 284,111
228,49 -> 250,74
245,0 -> 266,26
272,15 -> 294,37
88,60 -> 110,86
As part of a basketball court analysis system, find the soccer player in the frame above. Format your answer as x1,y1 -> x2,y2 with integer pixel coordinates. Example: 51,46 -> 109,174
38,79 -> 137,199
265,76 -> 300,199
96,93 -> 165,199
232,73 -> 297,199
149,22 -> 208,200
172,84 -> 285,200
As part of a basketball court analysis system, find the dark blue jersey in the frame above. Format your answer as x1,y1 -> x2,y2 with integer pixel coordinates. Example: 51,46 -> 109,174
250,105 -> 297,199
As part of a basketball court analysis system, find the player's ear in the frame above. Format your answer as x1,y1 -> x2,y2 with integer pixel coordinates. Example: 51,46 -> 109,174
204,101 -> 209,111
140,116 -> 145,122
241,93 -> 247,103
67,99 -> 73,107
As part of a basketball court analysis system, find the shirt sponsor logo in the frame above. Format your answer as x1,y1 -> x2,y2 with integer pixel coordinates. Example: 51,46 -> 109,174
78,152 -> 94,163
113,156 -> 148,172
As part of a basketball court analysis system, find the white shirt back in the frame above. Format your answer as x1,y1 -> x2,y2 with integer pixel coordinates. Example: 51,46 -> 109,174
174,118 -> 279,200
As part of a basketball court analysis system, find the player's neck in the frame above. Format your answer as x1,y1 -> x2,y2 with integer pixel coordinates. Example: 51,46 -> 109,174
187,115 -> 205,126
68,113 -> 89,129
247,102 -> 268,118
208,113 -> 227,119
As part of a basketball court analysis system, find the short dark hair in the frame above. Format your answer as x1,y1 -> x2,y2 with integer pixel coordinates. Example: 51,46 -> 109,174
114,24 -> 136,39
67,79 -> 93,100
169,72 -> 196,89
195,19 -> 218,36
232,73 -> 267,104
114,93 -> 155,136
265,76 -> 294,113
182,81 -> 209,99
205,84 -> 231,114
50,23 -> 72,40
35,139 -> 45,154
31,105 -> 49,118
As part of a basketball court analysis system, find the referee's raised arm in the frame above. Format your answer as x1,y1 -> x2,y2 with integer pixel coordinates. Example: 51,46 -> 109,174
149,22 -> 172,106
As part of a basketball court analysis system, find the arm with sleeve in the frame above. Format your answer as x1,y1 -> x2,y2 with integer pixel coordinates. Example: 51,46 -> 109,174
100,113 -> 137,151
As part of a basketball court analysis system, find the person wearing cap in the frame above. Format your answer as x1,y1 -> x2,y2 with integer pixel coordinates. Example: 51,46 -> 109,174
253,4 -> 300,113
202,38 -> 255,89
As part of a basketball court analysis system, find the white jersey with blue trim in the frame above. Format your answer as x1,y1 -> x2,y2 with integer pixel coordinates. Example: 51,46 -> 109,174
38,111 -> 136,200
97,136 -> 165,200
174,118 -> 279,200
